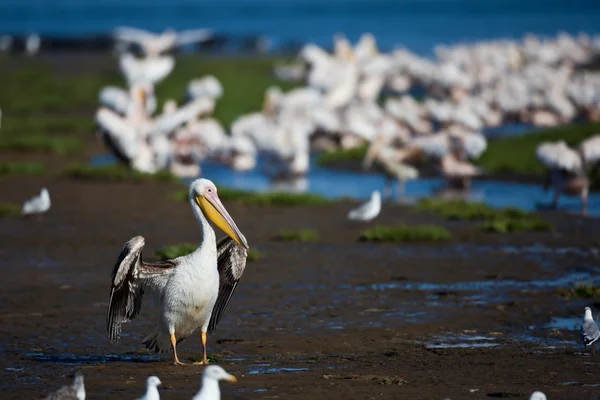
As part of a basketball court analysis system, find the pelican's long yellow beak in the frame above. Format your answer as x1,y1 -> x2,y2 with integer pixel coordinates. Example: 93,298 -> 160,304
138,88 -> 146,109
225,373 -> 237,383
196,192 -> 249,250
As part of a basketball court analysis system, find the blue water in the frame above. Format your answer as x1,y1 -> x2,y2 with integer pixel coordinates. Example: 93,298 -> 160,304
2,0 -> 600,54
198,155 -> 600,215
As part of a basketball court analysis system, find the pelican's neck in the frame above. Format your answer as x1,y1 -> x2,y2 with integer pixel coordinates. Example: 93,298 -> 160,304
585,309 -> 594,321
198,378 -> 220,400
189,195 -> 216,251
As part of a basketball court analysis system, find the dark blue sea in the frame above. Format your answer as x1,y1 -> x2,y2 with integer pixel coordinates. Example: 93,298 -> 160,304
2,0 -> 600,54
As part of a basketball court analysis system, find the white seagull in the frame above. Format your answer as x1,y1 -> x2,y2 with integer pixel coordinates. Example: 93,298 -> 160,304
22,187 -> 50,215
45,372 -> 85,400
192,365 -> 237,400
347,191 -> 382,221
529,392 -> 547,400
137,376 -> 161,400
580,306 -> 600,354
107,178 -> 249,366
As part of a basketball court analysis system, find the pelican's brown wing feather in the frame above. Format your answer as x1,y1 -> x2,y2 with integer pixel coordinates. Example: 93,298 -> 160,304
106,236 -> 176,342
208,236 -> 248,334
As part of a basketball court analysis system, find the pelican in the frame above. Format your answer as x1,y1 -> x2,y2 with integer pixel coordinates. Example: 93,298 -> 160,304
535,139 -> 599,215
113,27 -> 212,57
347,191 -> 381,221
107,178 -> 250,366
137,376 -> 161,400
192,365 -> 237,400
45,372 -> 85,400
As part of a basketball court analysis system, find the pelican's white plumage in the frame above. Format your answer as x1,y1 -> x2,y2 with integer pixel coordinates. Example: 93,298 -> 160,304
114,27 -> 212,57
107,179 -> 249,365
192,365 -> 237,400
347,191 -> 381,221
536,141 -> 583,172
22,188 -> 50,215
120,54 -> 175,86
136,376 -> 161,400
186,76 -> 224,101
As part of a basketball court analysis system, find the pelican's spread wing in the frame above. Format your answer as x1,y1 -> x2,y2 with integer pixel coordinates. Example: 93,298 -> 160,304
149,98 -> 214,136
176,29 -> 213,46
113,26 -> 157,43
579,134 -> 600,166
208,236 -> 248,334
107,236 -> 176,342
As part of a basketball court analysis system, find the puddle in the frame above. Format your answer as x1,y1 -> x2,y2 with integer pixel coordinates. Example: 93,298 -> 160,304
92,153 -> 600,216
545,317 -> 581,331
355,272 -> 600,293
25,352 -> 160,365
425,334 -> 500,349
247,367 -> 308,375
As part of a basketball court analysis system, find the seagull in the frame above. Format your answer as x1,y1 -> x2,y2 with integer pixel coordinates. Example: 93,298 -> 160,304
580,306 -> 600,354
192,365 -> 237,400
45,372 -> 85,400
22,188 -> 50,215
137,376 -> 161,400
529,392 -> 547,400
107,178 -> 249,366
347,191 -> 381,221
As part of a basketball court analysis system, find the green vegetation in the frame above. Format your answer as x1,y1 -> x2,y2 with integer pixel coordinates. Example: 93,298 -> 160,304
476,122 -> 600,178
479,218 -> 553,233
415,198 -> 553,233
316,145 -> 368,166
247,248 -> 261,262
0,56 -> 296,147
0,162 -> 44,176
276,229 -> 319,242
0,135 -> 82,155
358,225 -> 451,242
416,198 -> 527,221
0,203 -> 21,218
63,164 -> 178,183
155,243 -> 197,261
173,187 -> 331,206
558,282 -> 600,299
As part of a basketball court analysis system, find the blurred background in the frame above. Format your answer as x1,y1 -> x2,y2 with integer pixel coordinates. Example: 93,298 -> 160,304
1,0 -> 600,214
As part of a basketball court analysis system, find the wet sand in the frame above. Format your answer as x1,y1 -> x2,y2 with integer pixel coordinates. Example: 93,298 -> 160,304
1,169 -> 600,399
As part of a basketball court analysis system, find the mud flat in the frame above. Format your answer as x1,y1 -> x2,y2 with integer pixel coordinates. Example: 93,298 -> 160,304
0,174 -> 598,400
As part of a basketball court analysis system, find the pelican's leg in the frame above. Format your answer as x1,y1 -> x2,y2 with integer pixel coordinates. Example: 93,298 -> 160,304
384,177 -> 392,200
193,331 -> 209,365
170,333 -> 187,366
552,190 -> 560,209
581,189 -> 588,216
396,180 -> 404,201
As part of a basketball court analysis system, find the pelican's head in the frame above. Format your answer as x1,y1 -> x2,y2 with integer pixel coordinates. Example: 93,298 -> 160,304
584,306 -> 593,320
189,179 -> 249,250
146,376 -> 162,388
202,365 -> 237,384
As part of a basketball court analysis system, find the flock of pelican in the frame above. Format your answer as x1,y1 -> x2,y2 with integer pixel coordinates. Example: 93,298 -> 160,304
94,29 -> 600,208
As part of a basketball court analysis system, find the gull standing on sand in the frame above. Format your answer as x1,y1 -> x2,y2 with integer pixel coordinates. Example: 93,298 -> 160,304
529,392 -> 547,400
137,376 -> 161,400
580,306 -> 600,353
22,188 -> 50,215
347,191 -> 381,221
192,365 -> 237,400
45,372 -> 85,400
107,179 -> 249,366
